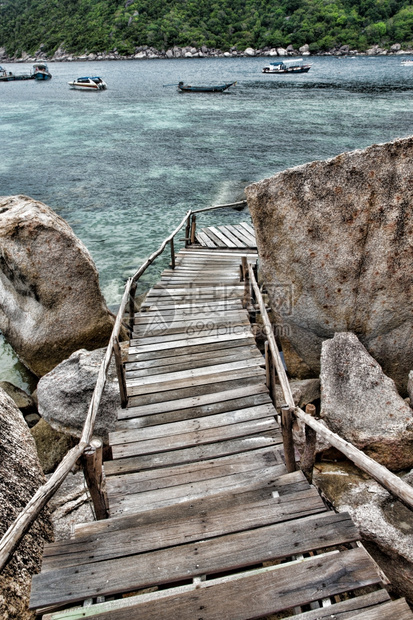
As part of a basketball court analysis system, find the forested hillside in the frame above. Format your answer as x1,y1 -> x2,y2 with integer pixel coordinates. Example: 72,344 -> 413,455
1,0 -> 413,57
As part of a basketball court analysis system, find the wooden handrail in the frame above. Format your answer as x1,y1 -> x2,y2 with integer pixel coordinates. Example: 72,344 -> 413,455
192,199 -> 246,214
0,202 -> 248,570
247,262 -> 413,511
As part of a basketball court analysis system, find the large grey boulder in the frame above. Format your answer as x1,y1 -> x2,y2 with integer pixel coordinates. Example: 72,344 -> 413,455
0,195 -> 115,377
314,462 -> 413,604
37,347 -> 121,443
320,332 -> 413,471
246,137 -> 413,393
0,387 -> 53,619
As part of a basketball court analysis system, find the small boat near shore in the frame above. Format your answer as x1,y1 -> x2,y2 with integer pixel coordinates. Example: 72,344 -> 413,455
178,81 -> 236,92
0,65 -> 31,81
401,59 -> 413,66
262,58 -> 312,74
68,76 -> 107,90
32,63 -> 52,80
0,63 -> 52,81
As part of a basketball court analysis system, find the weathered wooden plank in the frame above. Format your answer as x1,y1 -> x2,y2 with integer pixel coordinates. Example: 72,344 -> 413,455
348,599 -> 413,619
111,416 -> 277,458
76,469 -> 310,536
149,284 -> 244,294
106,448 -> 280,494
126,359 -> 264,390
127,339 -> 257,364
131,318 -> 250,343
289,591 -> 406,619
206,226 -> 238,248
117,391 -> 272,429
134,306 -> 244,325
217,225 -> 248,248
127,367 -> 265,398
40,555 -> 391,620
119,383 -> 269,419
132,319 -> 250,340
178,249 -> 258,258
45,475 -> 312,572
199,227 -> 227,247
105,463 -> 307,517
222,225 -> 255,248
108,459 -> 285,506
111,403 -> 276,446
128,330 -> 254,355
30,514 -> 362,609
141,298 -> 243,311
239,221 -> 255,235
124,347 -> 262,378
104,430 -> 280,474
157,279 -> 242,288
235,223 -> 257,245
196,231 -> 217,247
133,309 -> 247,325
42,486 -> 325,573
107,464 -> 287,515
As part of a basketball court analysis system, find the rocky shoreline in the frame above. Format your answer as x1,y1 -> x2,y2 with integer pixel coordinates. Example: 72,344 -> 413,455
1,42 -> 412,63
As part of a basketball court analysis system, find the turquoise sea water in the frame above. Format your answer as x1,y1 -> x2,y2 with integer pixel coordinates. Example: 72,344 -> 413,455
1,55 -> 413,389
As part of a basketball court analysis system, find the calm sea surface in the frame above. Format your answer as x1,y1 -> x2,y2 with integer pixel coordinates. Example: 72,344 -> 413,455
1,55 -> 413,389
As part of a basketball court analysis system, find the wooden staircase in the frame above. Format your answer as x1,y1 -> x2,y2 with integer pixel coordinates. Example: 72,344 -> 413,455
30,246 -> 413,620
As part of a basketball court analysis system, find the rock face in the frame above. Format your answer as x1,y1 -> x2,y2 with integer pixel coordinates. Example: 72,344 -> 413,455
275,378 -> 320,408
31,419 -> 77,473
246,137 -> 413,393
314,462 -> 413,604
0,387 -> 53,619
37,347 -> 121,443
0,195 -> 115,377
0,381 -> 36,415
320,332 -> 413,471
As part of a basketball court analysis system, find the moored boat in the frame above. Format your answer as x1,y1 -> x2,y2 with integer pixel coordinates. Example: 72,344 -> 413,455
401,59 -> 413,66
178,81 -> 236,92
262,59 -> 312,74
32,63 -> 52,80
0,65 -> 32,81
68,76 -> 107,90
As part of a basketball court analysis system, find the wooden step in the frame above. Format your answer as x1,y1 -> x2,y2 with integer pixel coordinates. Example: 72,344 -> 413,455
104,430 -> 281,475
30,512 -> 361,610
43,586 -> 406,620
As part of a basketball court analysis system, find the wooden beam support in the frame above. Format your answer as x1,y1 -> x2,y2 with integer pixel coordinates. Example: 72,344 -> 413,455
281,405 -> 297,473
184,215 -> 191,248
113,336 -> 128,408
301,404 -> 317,483
265,341 -> 277,411
190,214 -> 197,245
129,282 -> 137,335
170,237 -> 176,270
81,439 -> 109,521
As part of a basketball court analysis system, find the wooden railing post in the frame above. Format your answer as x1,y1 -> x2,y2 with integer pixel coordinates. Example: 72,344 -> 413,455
301,403 -> 317,483
113,336 -> 128,408
185,214 -> 191,247
242,258 -> 251,309
170,237 -> 176,269
265,341 -> 277,411
129,281 -> 137,335
190,214 -> 197,244
281,405 -> 297,473
81,439 -> 109,520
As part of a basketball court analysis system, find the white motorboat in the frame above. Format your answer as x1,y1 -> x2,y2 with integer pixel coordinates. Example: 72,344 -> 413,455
68,76 -> 107,90
262,58 -> 312,74
401,59 -> 413,66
